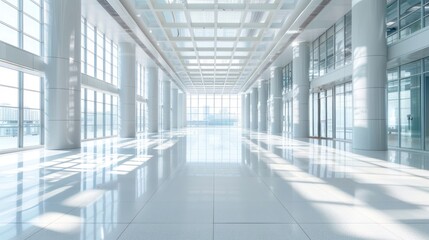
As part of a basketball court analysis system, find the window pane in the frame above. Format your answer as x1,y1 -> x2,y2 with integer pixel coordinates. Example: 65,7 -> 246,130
0,106 -> 18,150
0,23 -> 19,46
0,67 -> 19,87
23,108 -> 41,146
400,76 -> 422,149
23,90 -> 40,109
0,86 -> 18,107
23,35 -> 41,55
23,73 -> 40,91
0,1 -> 19,29
23,15 -> 40,39
23,0 -> 41,21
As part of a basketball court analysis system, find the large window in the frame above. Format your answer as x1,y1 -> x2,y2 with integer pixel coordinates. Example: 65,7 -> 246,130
386,0 -> 429,44
186,94 -> 241,127
81,88 -> 117,140
0,67 -> 42,151
23,73 -> 41,146
0,0 -> 42,55
388,60 -> 424,150
310,11 -> 352,81
388,68 -> 400,147
136,63 -> 146,133
283,99 -> 293,137
310,82 -> 352,140
283,62 -> 293,94
81,18 -> 118,86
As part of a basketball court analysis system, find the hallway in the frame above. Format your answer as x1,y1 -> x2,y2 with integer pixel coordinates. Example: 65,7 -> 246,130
2,128 -> 429,239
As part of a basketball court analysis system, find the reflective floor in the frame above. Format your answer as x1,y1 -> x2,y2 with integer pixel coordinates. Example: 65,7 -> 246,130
2,127 -> 429,239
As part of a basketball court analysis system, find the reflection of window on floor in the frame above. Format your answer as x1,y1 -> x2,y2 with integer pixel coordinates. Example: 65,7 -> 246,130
186,94 -> 241,127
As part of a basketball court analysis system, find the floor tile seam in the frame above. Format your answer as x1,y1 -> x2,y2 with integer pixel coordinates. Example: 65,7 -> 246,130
258,175 -> 312,240
23,205 -> 77,240
371,223 -> 407,240
115,171 -> 180,240
213,221 -> 299,224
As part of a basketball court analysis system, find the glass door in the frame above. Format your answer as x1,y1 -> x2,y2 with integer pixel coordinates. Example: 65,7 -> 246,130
424,73 -> 429,150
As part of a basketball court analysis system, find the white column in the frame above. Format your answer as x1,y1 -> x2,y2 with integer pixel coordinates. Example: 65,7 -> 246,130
251,87 -> 258,131
245,93 -> 251,129
292,42 -> 310,138
146,67 -> 158,133
44,0 -> 81,149
270,67 -> 283,135
119,43 -> 136,138
162,80 -> 171,131
171,87 -> 178,129
352,0 -> 387,150
258,80 -> 268,132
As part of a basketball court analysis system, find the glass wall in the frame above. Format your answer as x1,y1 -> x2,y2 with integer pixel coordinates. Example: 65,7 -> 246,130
388,68 -> 400,147
186,94 -> 240,127
310,82 -> 351,140
310,11 -> 352,80
282,61 -> 293,136
0,66 -> 42,151
0,0 -> 43,55
23,73 -> 42,146
283,100 -> 293,137
81,17 -> 118,86
335,85 -> 345,139
80,18 -> 119,140
283,62 -> 293,94
387,58 -> 427,150
136,63 -> 146,133
81,88 -> 117,140
386,0 -> 429,44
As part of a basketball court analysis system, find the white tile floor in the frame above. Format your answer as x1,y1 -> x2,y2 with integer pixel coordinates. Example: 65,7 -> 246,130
1,127 -> 429,239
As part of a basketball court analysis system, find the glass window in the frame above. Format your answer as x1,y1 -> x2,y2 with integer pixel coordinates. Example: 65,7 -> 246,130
0,23 -> 19,46
0,0 -> 42,55
400,75 -> 422,149
345,82 -> 353,140
313,92 -> 319,137
400,9 -> 422,37
344,12 -> 352,65
23,89 -> 41,147
425,72 -> 429,150
388,71 -> 400,147
0,68 -> 42,150
335,85 -> 345,139
0,67 -> 19,150
0,1 -> 19,29
86,89 -> 95,139
386,1 -> 399,44
96,93 -> 104,138
112,96 -> 118,135
187,94 -> 241,126
320,91 -> 327,138
335,17 -> 345,68
313,40 -> 319,79
319,35 -> 326,76
23,0 -> 41,21
326,27 -> 335,72
327,89 -> 333,138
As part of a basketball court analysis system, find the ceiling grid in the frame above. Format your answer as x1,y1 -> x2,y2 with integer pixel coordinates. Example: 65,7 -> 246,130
128,0 -> 300,94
